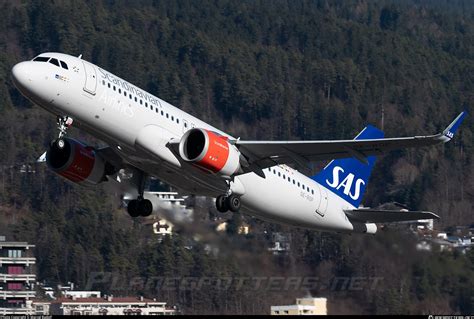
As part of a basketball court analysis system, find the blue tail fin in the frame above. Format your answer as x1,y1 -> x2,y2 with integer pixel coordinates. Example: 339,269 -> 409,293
312,125 -> 384,208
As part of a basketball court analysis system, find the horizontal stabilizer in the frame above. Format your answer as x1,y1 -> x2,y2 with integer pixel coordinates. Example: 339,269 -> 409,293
36,151 -> 47,163
344,208 -> 440,223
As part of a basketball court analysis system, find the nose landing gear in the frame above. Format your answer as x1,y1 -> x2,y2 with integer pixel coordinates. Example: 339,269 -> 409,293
55,115 -> 73,149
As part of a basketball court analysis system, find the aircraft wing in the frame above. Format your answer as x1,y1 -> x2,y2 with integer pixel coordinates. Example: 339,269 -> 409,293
95,146 -> 125,169
234,111 -> 466,169
344,208 -> 440,223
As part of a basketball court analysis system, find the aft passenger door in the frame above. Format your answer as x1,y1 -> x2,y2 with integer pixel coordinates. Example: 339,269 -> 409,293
82,61 -> 97,95
315,184 -> 328,217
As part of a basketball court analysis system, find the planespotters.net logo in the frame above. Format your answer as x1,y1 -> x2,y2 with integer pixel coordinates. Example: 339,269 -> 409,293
428,316 -> 474,319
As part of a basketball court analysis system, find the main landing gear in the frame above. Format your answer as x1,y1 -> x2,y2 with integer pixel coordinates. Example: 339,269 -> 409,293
127,171 -> 153,218
216,193 -> 241,213
127,197 -> 153,217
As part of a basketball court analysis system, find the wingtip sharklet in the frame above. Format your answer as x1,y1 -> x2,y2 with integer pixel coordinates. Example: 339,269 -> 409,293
440,111 -> 467,142
424,211 -> 441,220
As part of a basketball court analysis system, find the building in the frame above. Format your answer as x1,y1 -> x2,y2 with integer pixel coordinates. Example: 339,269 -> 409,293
437,232 -> 448,240
271,297 -> 327,316
0,237 -> 36,315
238,223 -> 250,235
215,221 -> 250,235
216,221 -> 227,232
41,286 -> 55,299
415,219 -> 434,231
29,299 -> 51,315
153,219 -> 174,237
50,296 -> 178,315
62,290 -> 101,299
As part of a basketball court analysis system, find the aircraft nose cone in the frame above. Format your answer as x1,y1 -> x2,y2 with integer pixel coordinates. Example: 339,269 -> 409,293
11,61 -> 31,89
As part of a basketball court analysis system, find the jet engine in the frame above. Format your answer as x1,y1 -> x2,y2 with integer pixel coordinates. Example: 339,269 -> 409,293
46,138 -> 107,185
178,128 -> 242,177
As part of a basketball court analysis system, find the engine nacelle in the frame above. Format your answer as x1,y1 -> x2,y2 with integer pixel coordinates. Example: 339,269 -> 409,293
179,128 -> 241,177
352,222 -> 377,235
46,138 -> 106,185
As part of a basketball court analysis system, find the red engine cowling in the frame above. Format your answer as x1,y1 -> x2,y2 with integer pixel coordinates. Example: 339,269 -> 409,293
178,128 -> 242,177
46,138 -> 106,185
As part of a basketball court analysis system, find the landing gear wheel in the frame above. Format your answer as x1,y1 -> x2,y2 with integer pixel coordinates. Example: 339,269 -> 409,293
227,194 -> 241,213
216,195 -> 229,213
127,200 -> 140,217
127,199 -> 153,217
138,199 -> 153,217
57,138 -> 65,149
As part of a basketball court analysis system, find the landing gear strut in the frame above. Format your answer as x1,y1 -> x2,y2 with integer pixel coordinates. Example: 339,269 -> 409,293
55,115 -> 73,149
127,171 -> 153,217
216,194 -> 241,213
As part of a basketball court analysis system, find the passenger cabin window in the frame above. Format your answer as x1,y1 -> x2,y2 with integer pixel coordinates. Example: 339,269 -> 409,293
33,56 -> 50,62
49,58 -> 60,67
60,61 -> 68,69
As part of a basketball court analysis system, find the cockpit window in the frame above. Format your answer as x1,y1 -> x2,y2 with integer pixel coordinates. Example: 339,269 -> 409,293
60,61 -> 68,69
49,58 -> 60,67
33,56 -> 50,62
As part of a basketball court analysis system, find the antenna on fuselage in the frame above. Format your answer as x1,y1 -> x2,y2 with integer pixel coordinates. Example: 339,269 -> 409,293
78,54 -> 82,59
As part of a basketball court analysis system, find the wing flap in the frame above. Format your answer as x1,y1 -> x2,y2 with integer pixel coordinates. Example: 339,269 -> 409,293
344,208 -> 440,223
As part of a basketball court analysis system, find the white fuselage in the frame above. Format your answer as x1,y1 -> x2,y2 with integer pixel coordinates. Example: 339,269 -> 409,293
12,52 -> 360,233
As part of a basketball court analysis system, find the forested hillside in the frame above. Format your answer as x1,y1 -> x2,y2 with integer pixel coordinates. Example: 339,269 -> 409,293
0,0 -> 473,315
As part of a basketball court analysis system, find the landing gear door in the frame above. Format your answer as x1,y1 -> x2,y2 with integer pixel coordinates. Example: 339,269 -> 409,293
82,61 -> 97,95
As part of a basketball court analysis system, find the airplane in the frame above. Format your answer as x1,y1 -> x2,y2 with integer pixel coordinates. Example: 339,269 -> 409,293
10,52 -> 466,234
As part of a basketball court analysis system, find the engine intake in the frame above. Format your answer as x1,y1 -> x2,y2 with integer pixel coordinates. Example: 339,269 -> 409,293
179,128 -> 241,177
46,138 -> 106,185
